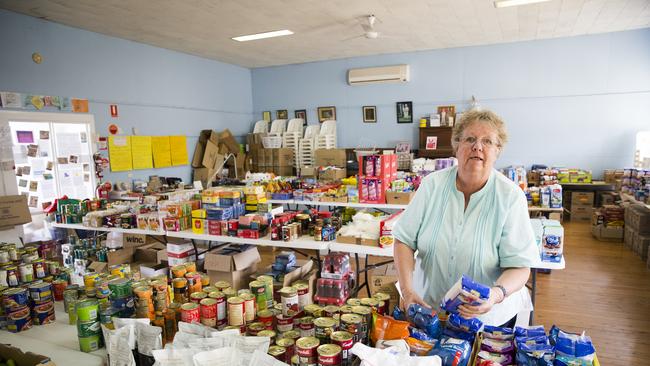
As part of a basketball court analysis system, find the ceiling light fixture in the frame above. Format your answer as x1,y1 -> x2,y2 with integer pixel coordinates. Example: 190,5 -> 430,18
494,0 -> 551,8
232,29 -> 293,42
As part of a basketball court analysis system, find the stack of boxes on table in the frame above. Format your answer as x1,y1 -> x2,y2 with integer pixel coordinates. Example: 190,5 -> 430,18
358,154 -> 398,204
192,129 -> 245,187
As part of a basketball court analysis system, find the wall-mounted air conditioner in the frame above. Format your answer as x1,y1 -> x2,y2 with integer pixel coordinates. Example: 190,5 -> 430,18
347,64 -> 410,85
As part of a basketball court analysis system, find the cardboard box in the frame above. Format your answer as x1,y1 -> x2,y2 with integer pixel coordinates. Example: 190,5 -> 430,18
107,247 -> 134,266
192,130 -> 219,168
139,263 -> 169,278
385,191 -> 415,205
626,204 -> 650,234
0,343 -> 54,366
205,244 -> 261,289
122,233 -> 161,248
274,166 -> 295,177
264,148 -> 274,167
633,233 -> 650,260
624,225 -> 636,249
300,166 -> 316,178
571,192 -> 594,206
591,224 -> 623,242
369,263 -> 399,306
336,235 -> 360,245
193,167 -> 216,187
571,206 -> 593,222
88,260 -> 108,274
134,243 -> 167,263
219,129 -> 241,155
0,195 -> 32,229
315,149 -> 347,167
318,168 -> 346,182
271,148 -> 295,167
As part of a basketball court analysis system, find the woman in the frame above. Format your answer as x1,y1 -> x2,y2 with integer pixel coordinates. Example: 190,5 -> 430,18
393,109 -> 539,326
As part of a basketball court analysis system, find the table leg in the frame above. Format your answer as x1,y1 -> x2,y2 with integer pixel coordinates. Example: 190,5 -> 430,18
354,253 -> 361,296
530,268 -> 537,325
364,255 -> 371,297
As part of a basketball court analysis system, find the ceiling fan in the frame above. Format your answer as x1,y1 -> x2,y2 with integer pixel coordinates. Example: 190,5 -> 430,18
343,15 -> 387,41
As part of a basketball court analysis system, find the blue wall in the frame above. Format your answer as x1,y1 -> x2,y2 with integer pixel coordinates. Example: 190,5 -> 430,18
0,9 -> 253,183
252,29 -> 650,175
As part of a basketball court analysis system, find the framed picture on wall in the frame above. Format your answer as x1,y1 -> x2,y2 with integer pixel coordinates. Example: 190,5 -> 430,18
277,110 -> 288,120
396,101 -> 413,123
362,106 -> 376,123
317,106 -> 336,123
295,109 -> 307,125
262,111 -> 271,122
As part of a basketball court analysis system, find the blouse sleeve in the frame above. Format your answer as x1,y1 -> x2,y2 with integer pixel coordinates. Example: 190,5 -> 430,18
392,175 -> 434,251
498,190 -> 539,268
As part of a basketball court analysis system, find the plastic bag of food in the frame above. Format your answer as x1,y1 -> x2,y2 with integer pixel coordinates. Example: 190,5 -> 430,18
406,336 -> 438,356
443,313 -> 482,342
113,318 -> 151,350
192,347 -> 242,366
152,348 -> 195,366
515,343 -> 554,366
407,304 -> 442,339
515,335 -> 549,349
351,342 -> 442,366
515,325 -> 546,338
102,324 -> 136,366
178,321 -> 212,337
427,337 -> 472,366
440,275 -> 490,314
135,323 -> 163,366
370,311 -> 410,344
409,326 -> 438,343
480,338 -> 514,354
232,336 -> 271,366
549,326 -> 596,366
482,325 -> 514,340
476,350 -> 514,365
393,305 -> 407,321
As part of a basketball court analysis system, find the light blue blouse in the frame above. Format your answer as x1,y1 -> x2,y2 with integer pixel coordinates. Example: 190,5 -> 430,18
393,166 -> 539,324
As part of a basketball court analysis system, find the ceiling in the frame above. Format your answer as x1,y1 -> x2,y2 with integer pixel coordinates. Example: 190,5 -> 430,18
1,0 -> 649,68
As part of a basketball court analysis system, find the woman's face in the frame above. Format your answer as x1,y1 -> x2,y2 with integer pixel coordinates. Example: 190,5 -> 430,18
456,121 -> 501,179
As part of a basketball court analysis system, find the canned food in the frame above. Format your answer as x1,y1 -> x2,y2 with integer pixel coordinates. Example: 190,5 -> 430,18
322,305 -> 340,318
19,263 -> 34,283
258,329 -> 277,344
257,309 -> 274,330
351,306 -> 372,344
291,354 -> 299,366
28,282 -> 52,302
240,293 -> 256,323
111,295 -> 135,318
184,262 -> 197,273
293,282 -> 311,311
190,291 -> 207,303
108,278 -> 132,298
5,266 -> 19,287
277,337 -> 295,363
78,335 -> 101,352
247,321 -> 266,336
202,286 -> 217,294
340,314 -> 362,343
77,319 -> 101,337
227,296 -> 244,326
200,274 -> 210,287
180,302 -> 200,324
298,316 -> 315,337
185,272 -> 202,294
3,287 -> 29,307
213,280 -> 231,291
360,297 -> 379,311
52,279 -> 68,301
372,292 -> 390,314
330,331 -> 354,366
249,280 -> 267,311
7,305 -> 32,332
201,316 -> 216,327
32,300 -> 55,325
314,317 -> 337,345
257,275 -> 274,308
76,299 -> 99,322
339,305 -> 354,314
280,287 -> 299,317
222,287 -> 237,299
32,260 -> 46,279
83,273 -> 99,289
268,345 -> 286,361
171,264 -> 187,278
276,313 -> 294,333
345,298 -> 361,306
317,344 -> 342,366
304,304 -> 323,318
200,297 -> 217,319
296,336 -> 320,366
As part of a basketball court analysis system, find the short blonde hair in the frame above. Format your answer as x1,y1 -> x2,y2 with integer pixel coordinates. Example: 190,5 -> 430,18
451,109 -> 508,153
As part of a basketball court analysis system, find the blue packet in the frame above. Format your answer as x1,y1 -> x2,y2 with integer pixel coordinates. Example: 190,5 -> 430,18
483,325 -> 514,340
409,326 -> 438,343
515,325 -> 547,338
443,327 -> 476,342
428,337 -> 472,366
393,305 -> 407,321
447,313 -> 483,333
516,335 -> 550,348
550,326 -> 596,366
441,275 -> 491,314
407,303 -> 442,339
516,343 -> 555,366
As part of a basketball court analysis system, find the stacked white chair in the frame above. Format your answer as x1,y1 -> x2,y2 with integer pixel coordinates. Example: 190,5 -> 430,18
252,120 -> 269,134
315,120 -> 337,150
283,119 -> 304,168
298,124 -> 321,168
263,119 -> 287,148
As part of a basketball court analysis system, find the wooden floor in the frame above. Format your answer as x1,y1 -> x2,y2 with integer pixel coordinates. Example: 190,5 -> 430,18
258,221 -> 650,364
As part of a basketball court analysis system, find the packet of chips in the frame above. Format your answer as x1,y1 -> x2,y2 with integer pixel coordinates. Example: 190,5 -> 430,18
407,304 -> 442,339
370,310 -> 410,345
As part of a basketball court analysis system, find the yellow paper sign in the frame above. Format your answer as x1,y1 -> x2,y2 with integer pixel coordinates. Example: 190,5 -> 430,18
131,136 -> 153,170
152,136 -> 172,168
108,136 -> 132,172
169,135 -> 188,166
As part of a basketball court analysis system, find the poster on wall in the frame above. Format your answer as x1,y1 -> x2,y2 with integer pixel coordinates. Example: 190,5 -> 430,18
425,136 -> 438,150
0,92 -> 23,108
16,131 -> 34,143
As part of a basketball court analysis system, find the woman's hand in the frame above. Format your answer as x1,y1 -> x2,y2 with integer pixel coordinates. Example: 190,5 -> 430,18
400,288 -> 431,310
457,287 -> 504,318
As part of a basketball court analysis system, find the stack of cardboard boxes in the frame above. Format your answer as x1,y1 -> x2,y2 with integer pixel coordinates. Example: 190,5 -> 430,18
247,134 -> 296,176
624,204 -> 650,265
192,129 -> 243,187
314,149 -> 347,181
569,192 -> 594,222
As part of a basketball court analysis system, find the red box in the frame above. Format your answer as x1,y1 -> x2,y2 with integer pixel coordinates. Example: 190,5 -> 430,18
237,229 -> 260,239
358,177 -> 387,204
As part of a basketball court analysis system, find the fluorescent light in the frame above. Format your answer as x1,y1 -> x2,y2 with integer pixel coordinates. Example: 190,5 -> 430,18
494,0 -> 550,8
232,29 -> 293,42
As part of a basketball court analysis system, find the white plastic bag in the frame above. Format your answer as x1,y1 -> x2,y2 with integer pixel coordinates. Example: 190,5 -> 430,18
351,342 -> 442,366
152,348 -> 195,366
102,324 -> 136,366
136,323 -> 163,357
192,347 -> 241,366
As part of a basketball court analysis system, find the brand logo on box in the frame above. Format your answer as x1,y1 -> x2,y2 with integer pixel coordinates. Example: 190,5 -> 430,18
125,236 -> 145,244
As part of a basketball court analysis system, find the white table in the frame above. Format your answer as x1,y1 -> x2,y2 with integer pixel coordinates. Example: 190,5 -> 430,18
0,302 -> 106,365
50,222 -> 165,237
165,230 -> 330,251
268,199 -> 407,210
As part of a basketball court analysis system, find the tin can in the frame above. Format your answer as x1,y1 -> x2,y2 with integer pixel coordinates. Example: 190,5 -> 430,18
240,293 -> 256,323
222,287 -> 237,299
293,282 -> 311,311
76,299 -> 99,322
280,287 -> 299,317
296,336 -> 320,366
47,260 -> 60,276
77,320 -> 101,337
32,300 -> 55,325
200,297 -> 217,319
108,278 -> 132,298
258,329 -> 277,344
200,274 -> 210,287
78,335 -> 101,352
172,278 -> 188,303
7,305 -> 32,332
185,271 -> 202,294
277,337 -> 295,363
340,314 -> 362,344
3,287 -> 29,307
5,266 -> 19,287
201,316 -> 216,327
249,280 -> 267,311
171,264 -> 187,278
360,298 -> 379,312
299,316 -> 315,337
257,275 -> 274,308
181,302 -> 200,324
322,305 -> 340,318
372,292 -> 390,314
304,304 -> 323,318
208,291 -> 227,327
28,282 -> 52,302
247,321 -> 266,336
6,244 -> 17,261
257,309 -> 274,330
32,259 -> 46,279
214,280 -> 231,291
112,295 -> 135,318
184,262 -> 196,273
63,287 -> 79,314
268,345 -> 286,361
0,250 -> 8,264
317,344 -> 342,366
277,313 -> 294,332
339,305 -> 354,314
83,272 -> 99,289
227,296 -> 244,326
291,354 -> 299,366
19,263 -> 34,283
282,329 -> 301,342
133,285 -> 152,300
190,291 -> 207,303
314,317 -> 337,345
202,285 -> 217,295
345,298 -> 361,306
52,279 -> 68,301
330,331 -> 353,366
351,306 -> 371,344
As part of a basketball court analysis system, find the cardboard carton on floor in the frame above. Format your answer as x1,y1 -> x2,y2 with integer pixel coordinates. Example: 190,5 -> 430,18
633,233 -> 650,260
205,244 -> 261,290
369,263 -> 400,307
591,224 -> 623,242
257,259 -> 317,294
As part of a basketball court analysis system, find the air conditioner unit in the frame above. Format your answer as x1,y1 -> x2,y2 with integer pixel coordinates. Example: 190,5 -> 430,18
347,64 -> 410,85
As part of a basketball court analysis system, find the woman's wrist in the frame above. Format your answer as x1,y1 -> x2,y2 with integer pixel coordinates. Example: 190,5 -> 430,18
492,285 -> 507,303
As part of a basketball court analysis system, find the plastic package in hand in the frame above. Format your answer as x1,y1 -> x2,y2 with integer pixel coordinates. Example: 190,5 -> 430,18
393,305 -> 407,321
441,275 -> 491,314
428,337 -> 472,366
407,303 -> 442,339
